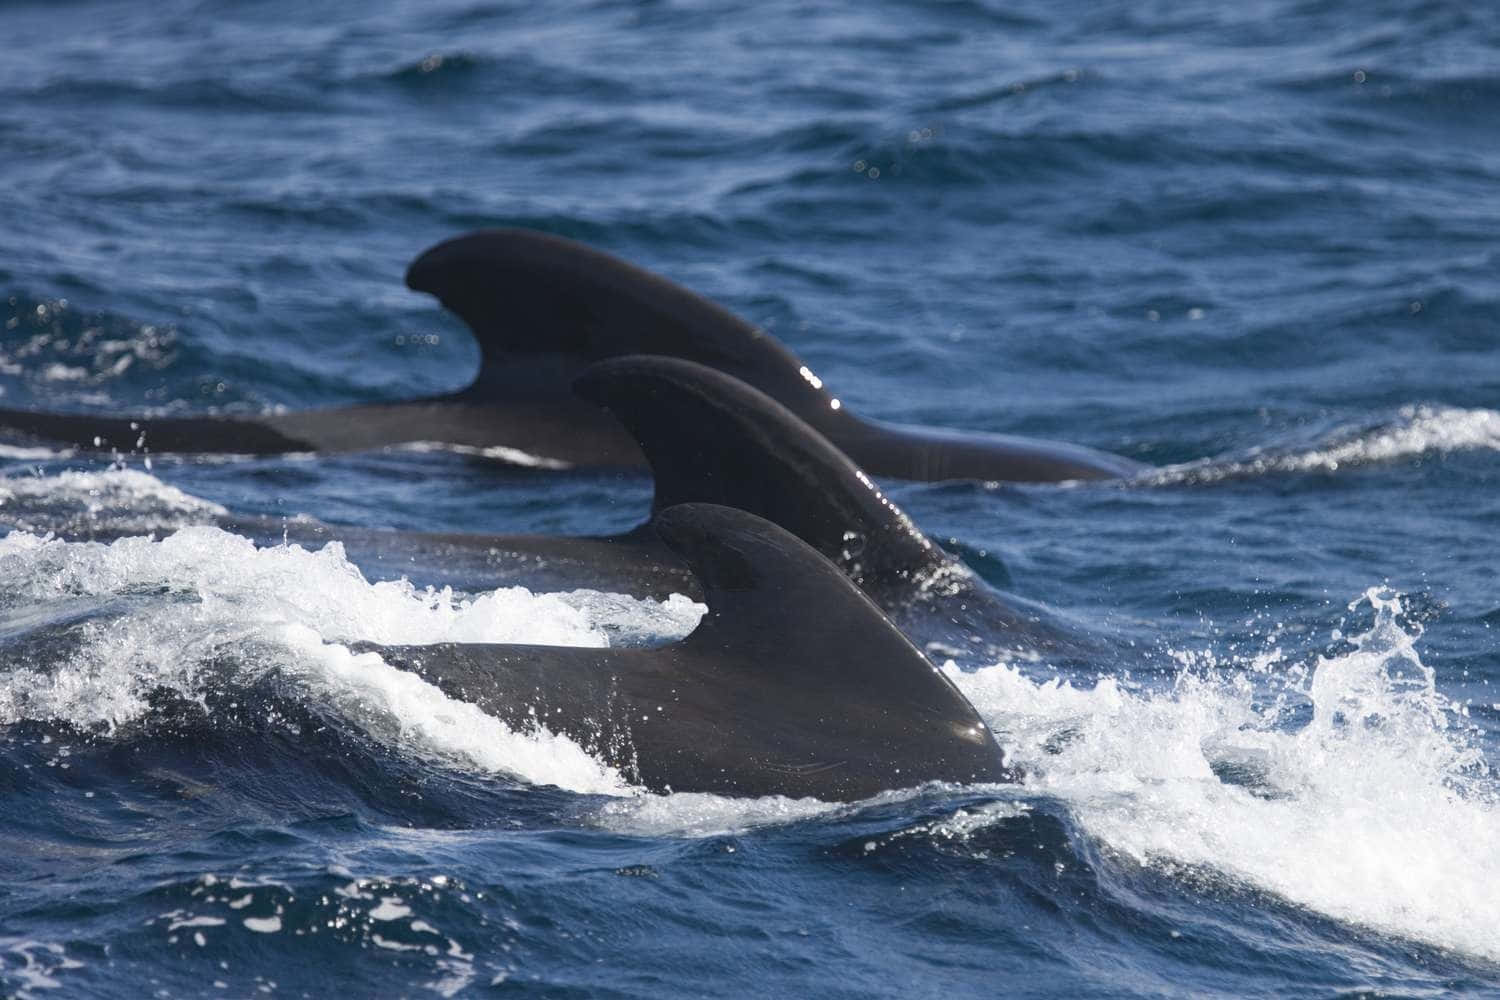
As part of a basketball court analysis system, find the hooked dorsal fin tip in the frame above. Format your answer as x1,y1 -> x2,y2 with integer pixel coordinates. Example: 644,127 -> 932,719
406,228 -> 831,411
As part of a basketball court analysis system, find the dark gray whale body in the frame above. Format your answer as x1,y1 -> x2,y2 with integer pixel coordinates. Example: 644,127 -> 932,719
0,229 -> 1144,484
366,503 -> 1012,801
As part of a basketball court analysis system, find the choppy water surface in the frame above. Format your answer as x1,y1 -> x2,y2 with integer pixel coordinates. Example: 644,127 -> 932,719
2,1 -> 1498,996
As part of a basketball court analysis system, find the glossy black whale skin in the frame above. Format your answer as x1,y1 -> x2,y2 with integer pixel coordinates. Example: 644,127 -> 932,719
362,503 -> 1012,801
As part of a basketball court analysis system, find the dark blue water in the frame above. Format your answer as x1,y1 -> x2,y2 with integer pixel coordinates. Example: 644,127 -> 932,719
3,1 -> 1499,995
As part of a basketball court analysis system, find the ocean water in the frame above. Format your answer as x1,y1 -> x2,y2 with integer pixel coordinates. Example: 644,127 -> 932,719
2,0 -> 1499,995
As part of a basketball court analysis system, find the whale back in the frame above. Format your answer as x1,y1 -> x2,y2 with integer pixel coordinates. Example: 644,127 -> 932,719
366,503 -> 1010,800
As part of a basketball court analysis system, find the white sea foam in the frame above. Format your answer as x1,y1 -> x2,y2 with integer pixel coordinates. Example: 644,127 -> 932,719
553,589 -> 705,646
40,363 -> 89,382
1148,404 -> 1500,484
278,626 -> 627,793
596,789 -> 843,837
0,467 -> 226,532
0,938 -> 83,999
1,527 -> 611,645
0,443 -> 75,460
0,527 -> 700,794
396,440 -> 572,470
952,588 -> 1499,962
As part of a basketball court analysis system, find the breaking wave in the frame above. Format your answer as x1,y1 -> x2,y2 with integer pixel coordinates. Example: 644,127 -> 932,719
0,526 -> 705,794
1145,405 -> 1500,485
954,588 -> 1498,961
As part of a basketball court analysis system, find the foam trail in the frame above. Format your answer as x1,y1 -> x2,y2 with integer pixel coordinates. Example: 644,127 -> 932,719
952,588 -> 1499,961
0,443 -> 75,460
0,467 -> 226,526
1146,405 -> 1500,485
396,440 -> 572,470
0,527 -> 630,644
595,790 -> 842,837
594,783 -> 1030,839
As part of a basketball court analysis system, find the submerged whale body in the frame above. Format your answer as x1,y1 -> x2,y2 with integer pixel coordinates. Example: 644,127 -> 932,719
0,229 -> 1144,483
364,503 -> 1012,801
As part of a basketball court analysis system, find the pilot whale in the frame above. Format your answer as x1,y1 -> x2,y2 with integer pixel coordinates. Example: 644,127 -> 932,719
221,355 -> 1082,662
361,502 -> 1012,801
0,229 -> 1144,484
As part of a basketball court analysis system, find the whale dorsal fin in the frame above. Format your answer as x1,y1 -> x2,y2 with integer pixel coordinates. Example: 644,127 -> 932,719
618,503 -> 1009,797
405,229 -> 843,422
575,355 -> 940,587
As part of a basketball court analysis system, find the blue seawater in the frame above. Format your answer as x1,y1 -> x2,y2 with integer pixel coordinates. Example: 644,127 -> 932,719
2,1 -> 1499,995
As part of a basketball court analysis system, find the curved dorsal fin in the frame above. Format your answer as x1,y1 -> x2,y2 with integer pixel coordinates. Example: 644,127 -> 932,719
405,229 -> 846,426
637,503 -> 1008,794
574,355 -> 943,588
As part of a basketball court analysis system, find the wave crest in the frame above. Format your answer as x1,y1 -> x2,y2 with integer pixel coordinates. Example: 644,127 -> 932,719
953,587 -> 1497,960
1146,405 -> 1500,484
